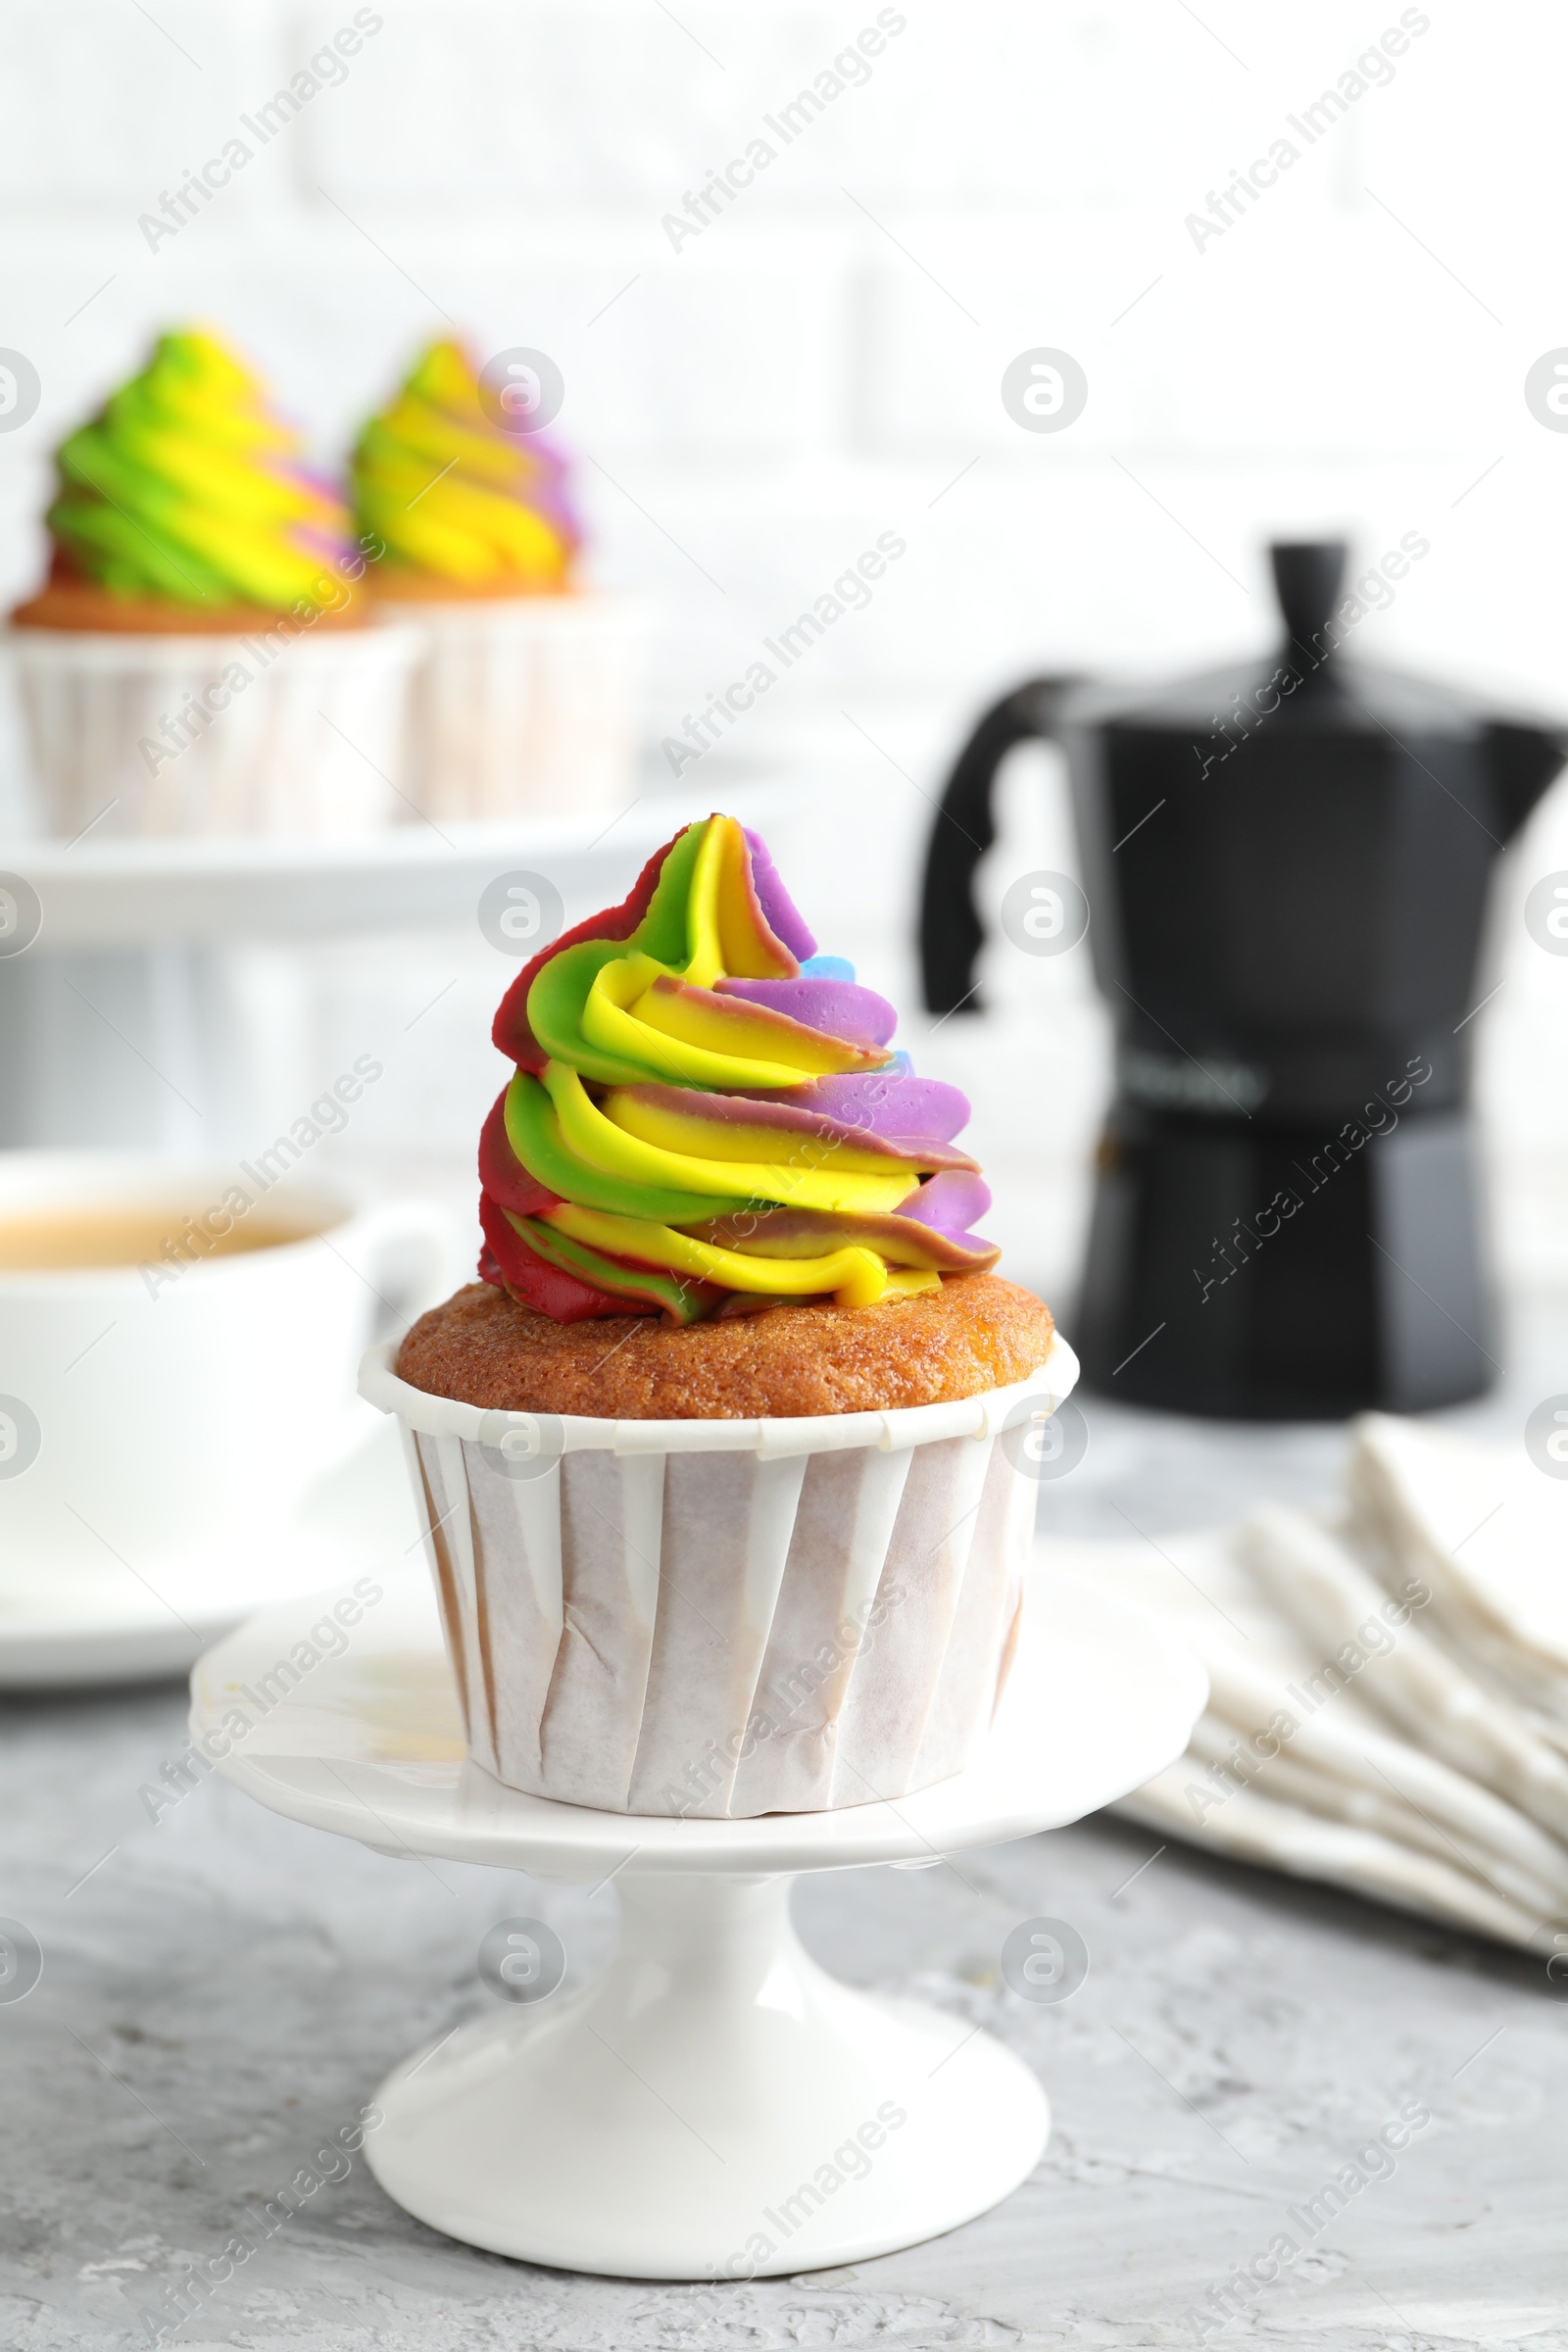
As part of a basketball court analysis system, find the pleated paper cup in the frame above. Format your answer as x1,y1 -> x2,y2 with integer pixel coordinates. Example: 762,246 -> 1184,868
8,622 -> 421,839
381,592 -> 648,825
359,1333 -> 1080,1819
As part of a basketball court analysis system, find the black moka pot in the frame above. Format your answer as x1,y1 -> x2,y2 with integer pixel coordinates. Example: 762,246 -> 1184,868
918,541 -> 1567,1420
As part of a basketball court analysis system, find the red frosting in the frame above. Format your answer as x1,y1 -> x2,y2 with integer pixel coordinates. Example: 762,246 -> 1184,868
478,1191 -> 650,1322
491,834 -> 676,1075
478,1088 -> 561,1216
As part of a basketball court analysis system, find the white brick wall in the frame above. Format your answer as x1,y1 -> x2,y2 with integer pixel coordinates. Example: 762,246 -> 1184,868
1,0 -> 1565,1259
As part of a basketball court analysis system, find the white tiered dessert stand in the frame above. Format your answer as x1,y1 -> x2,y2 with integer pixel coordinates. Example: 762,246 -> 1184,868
191,1554 -> 1204,2279
0,791 -> 780,1151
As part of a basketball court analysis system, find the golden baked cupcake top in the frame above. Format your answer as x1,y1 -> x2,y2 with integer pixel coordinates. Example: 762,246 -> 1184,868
398,1274 -> 1054,1420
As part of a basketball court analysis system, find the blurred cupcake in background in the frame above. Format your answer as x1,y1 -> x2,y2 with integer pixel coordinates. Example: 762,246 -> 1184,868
353,339 -> 648,825
9,326 -> 418,839
354,337 -> 579,598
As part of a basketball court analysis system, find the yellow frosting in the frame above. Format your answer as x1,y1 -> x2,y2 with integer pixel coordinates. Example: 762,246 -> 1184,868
48,327 -> 355,611
351,339 -> 576,588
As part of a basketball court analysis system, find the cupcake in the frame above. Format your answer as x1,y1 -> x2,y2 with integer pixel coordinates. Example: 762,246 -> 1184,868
9,326 -> 418,838
351,339 -> 647,825
362,814 -> 1076,1818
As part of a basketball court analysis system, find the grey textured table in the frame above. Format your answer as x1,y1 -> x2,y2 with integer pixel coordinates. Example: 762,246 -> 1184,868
5,1298 -> 1567,2350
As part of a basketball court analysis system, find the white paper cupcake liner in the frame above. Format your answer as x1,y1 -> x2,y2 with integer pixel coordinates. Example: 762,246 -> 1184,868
8,623 -> 421,839
381,593 -> 648,825
359,1333 -> 1080,1818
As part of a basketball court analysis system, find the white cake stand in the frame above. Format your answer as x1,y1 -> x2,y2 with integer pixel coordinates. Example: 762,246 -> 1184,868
191,1563 -> 1203,2281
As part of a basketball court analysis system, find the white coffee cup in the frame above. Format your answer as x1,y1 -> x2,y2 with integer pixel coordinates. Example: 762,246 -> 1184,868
0,1152 -> 459,1620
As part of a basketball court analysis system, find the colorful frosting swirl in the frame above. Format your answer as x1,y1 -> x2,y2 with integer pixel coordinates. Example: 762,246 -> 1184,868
480,814 -> 999,1324
47,327 -> 357,612
351,340 -> 578,590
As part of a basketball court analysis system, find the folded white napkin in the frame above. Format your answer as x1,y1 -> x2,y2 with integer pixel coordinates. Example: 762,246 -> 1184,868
1044,1415 -> 1568,1954
1350,1413 -> 1568,1739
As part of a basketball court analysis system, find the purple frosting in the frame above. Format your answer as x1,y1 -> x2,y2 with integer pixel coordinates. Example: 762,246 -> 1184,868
901,1170 -> 992,1232
516,430 -> 582,549
625,1084 -> 978,1170
770,1072 -> 972,1148
744,828 -> 816,961
292,518 -> 358,566
716,977 -> 896,1050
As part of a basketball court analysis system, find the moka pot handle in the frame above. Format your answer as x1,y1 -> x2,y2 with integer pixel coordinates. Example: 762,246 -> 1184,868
916,677 -> 1080,1014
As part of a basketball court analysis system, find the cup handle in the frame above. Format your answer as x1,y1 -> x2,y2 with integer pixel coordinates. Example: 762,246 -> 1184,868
335,1199 -> 463,1343
323,1200 -> 465,1463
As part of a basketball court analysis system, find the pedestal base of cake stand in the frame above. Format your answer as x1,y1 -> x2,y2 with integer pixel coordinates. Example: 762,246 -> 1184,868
191,1565 -> 1204,2280
374,1869 -> 1047,2278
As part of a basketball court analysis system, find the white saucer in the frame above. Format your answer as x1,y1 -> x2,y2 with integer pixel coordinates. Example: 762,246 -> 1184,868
0,1419 -> 419,1689
193,1559 -> 1206,1876
192,1560 -> 1205,2278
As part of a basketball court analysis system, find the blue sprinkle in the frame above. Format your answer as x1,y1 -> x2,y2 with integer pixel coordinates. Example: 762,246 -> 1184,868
799,955 -> 857,981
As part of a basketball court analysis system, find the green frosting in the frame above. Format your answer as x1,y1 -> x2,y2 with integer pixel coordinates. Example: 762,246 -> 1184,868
503,1072 -> 737,1224
47,327 -> 356,611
